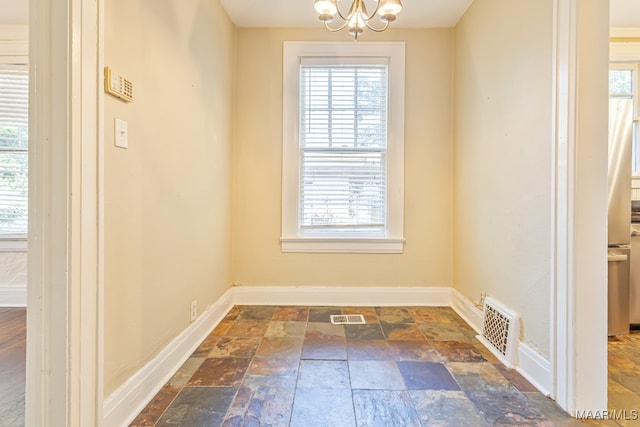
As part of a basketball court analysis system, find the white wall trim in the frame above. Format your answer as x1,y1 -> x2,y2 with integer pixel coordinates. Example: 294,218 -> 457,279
518,342 -> 552,397
450,289 -> 483,333
0,285 -> 26,307
103,289 -> 234,427
231,285 -> 452,307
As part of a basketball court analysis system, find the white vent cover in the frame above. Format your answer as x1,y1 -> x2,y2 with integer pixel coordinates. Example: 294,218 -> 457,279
330,314 -> 365,325
477,297 -> 520,367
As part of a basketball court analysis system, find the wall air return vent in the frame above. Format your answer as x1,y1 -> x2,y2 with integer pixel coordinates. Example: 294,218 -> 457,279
477,297 -> 520,368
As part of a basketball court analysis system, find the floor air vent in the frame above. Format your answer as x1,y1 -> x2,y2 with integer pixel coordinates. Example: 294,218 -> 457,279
330,314 -> 365,325
477,297 -> 520,367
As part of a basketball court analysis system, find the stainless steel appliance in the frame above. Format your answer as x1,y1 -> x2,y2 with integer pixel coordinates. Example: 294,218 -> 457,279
607,97 -> 634,336
630,225 -> 640,326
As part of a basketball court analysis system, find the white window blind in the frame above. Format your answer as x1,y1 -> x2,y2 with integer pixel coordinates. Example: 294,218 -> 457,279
299,63 -> 388,235
0,65 -> 29,236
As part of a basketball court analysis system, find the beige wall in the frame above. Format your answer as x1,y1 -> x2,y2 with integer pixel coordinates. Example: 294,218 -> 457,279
453,0 -> 554,357
104,0 -> 235,396
232,28 -> 454,288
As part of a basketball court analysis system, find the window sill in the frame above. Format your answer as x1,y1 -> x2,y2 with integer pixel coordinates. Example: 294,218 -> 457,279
0,237 -> 27,252
280,237 -> 405,254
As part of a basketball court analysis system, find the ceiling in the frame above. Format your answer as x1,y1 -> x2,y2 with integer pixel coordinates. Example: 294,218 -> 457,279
0,1 -> 639,30
221,0 -> 640,29
219,0 -> 474,28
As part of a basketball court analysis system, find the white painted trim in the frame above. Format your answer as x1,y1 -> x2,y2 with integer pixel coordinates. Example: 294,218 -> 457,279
232,285 -> 452,307
280,238 -> 405,254
518,342 -> 552,397
26,0 -> 103,424
103,289 -> 234,427
450,289 -> 482,333
0,285 -> 26,306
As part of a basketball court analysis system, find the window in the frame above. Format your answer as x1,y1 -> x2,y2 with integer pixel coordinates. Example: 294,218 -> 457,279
281,42 -> 405,253
0,64 -> 28,248
609,64 -> 639,176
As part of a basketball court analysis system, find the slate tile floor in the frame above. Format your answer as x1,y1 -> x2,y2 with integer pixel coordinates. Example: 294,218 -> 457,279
130,305 -> 591,427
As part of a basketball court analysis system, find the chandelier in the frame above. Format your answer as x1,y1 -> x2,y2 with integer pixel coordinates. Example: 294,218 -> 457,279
313,0 -> 403,40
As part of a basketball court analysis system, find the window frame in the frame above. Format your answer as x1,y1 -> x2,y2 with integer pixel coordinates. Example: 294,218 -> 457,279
0,26 -> 28,252
281,42 -> 405,253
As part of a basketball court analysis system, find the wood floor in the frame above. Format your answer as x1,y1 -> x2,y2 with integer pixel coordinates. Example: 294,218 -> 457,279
0,307 -> 26,427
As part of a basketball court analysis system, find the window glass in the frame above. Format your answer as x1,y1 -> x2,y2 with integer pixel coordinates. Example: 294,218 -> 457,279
0,65 -> 29,236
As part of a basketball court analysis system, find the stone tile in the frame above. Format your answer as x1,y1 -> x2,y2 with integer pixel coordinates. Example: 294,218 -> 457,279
409,390 -> 487,427
347,340 -> 393,361
376,307 -> 414,324
156,386 -> 236,427
465,386 -> 548,426
129,385 -> 180,426
208,337 -> 261,358
222,386 -> 295,427
494,363 -> 538,392
387,340 -> 441,362
381,323 -> 426,341
397,361 -> 460,391
308,307 -> 343,323
297,360 -> 350,389
272,306 -> 309,322
432,341 -> 487,362
419,322 -> 471,342
255,337 -> 303,359
446,362 -> 511,391
309,307 -> 341,323
224,320 -> 270,337
290,388 -> 356,427
348,360 -> 406,390
301,337 -> 347,360
210,320 -> 235,337
266,321 -> 307,338
238,306 -> 277,321
524,393 -> 586,427
342,307 -> 379,323
407,307 -> 455,324
187,358 -> 250,387
167,357 -> 205,387
305,322 -> 345,339
223,306 -> 243,321
352,390 -> 421,427
344,324 -> 385,340
473,342 -> 502,364
192,334 -> 221,357
244,357 -> 299,388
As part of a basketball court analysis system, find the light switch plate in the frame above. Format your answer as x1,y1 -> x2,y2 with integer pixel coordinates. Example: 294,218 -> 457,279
115,118 -> 128,148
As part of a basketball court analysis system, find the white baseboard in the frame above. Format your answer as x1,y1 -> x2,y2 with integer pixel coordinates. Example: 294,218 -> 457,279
450,289 -> 483,333
0,285 -> 26,307
104,285 -> 552,426
231,285 -> 453,307
517,342 -> 552,396
103,289 -> 234,427
450,288 -> 552,396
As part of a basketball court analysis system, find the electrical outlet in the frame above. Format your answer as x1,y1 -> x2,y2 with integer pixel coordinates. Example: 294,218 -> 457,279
479,291 -> 487,307
190,300 -> 198,322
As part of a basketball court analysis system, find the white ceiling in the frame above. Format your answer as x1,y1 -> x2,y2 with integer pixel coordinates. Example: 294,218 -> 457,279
221,0 -> 640,29
0,1 -> 638,30
219,0 -> 474,28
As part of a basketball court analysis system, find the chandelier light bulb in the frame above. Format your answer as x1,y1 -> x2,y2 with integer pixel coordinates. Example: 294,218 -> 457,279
314,0 -> 338,22
377,0 -> 403,22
